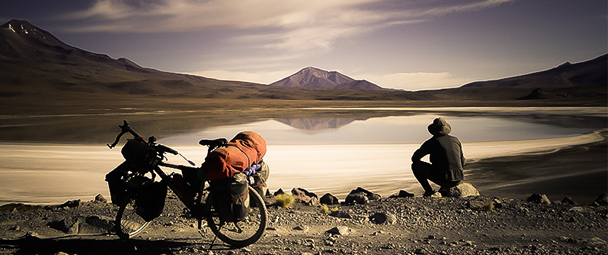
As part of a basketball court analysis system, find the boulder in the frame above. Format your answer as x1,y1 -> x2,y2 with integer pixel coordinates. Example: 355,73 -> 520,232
345,187 -> 381,204
291,188 -> 319,206
440,183 -> 480,197
345,192 -> 369,205
526,194 -> 551,204
320,193 -> 340,205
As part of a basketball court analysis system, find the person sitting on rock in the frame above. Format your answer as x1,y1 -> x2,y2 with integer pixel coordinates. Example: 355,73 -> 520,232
411,117 -> 465,197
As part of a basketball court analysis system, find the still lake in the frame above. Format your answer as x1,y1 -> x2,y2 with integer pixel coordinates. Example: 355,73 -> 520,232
0,107 -> 605,205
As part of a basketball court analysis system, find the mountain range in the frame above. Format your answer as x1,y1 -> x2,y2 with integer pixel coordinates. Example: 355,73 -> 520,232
0,19 -> 606,113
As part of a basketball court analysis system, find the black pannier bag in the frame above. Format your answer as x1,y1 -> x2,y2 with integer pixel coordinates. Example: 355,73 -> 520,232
210,173 -> 250,222
105,162 -> 130,205
136,181 -> 167,221
121,139 -> 156,172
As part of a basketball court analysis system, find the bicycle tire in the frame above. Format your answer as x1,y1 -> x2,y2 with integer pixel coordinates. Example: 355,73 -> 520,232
205,186 -> 267,247
115,192 -> 151,239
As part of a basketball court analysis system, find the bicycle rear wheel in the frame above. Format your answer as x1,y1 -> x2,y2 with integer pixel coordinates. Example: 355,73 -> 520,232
115,193 -> 151,239
205,186 -> 267,247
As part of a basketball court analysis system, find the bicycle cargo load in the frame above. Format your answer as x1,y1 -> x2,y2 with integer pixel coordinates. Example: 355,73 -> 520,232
136,181 -> 167,221
251,160 -> 269,203
210,172 -> 250,222
105,162 -> 131,205
122,139 -> 156,172
201,131 -> 266,180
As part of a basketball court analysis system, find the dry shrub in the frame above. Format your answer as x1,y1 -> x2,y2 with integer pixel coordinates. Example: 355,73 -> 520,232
319,204 -> 339,214
275,193 -> 295,208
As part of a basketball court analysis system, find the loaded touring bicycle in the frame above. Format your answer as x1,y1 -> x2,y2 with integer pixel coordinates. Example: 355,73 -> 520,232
105,120 -> 268,247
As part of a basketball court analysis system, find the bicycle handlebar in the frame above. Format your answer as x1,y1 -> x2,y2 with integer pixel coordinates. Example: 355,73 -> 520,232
107,120 -> 143,149
108,120 -> 196,166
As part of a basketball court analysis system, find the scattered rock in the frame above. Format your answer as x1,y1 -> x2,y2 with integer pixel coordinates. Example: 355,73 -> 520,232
369,212 -> 396,225
492,198 -> 503,209
273,188 -> 285,196
345,187 -> 381,205
561,196 -> 577,205
94,194 -> 107,203
326,226 -> 349,236
398,190 -> 415,197
320,193 -> 339,205
291,188 -> 319,206
293,225 -> 309,231
48,217 -> 81,234
593,193 -> 608,206
441,183 -> 480,197
59,199 -> 81,208
526,194 -> 551,204
329,210 -> 352,219
345,192 -> 369,205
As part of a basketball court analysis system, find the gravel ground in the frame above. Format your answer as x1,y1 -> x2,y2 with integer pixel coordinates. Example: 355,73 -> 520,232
0,191 -> 606,255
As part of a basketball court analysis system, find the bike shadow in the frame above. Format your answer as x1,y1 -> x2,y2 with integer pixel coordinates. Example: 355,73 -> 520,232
0,234 -> 234,255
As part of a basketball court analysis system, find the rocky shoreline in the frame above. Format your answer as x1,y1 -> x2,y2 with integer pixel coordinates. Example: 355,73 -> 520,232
1,184 -> 607,255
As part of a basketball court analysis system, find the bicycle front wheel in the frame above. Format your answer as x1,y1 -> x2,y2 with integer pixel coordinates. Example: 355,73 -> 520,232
115,193 -> 151,239
205,186 -> 267,247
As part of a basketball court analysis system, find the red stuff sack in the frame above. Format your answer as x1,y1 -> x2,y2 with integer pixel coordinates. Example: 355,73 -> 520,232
201,131 -> 266,180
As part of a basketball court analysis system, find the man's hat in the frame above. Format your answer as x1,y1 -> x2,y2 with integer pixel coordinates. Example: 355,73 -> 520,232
427,117 -> 451,136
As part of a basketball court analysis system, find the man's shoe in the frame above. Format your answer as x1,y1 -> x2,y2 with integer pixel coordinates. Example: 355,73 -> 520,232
423,190 -> 436,197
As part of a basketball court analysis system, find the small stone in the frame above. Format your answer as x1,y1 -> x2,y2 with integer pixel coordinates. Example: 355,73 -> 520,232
561,196 -> 577,205
526,194 -> 551,204
94,194 -> 107,203
326,226 -> 349,236
398,190 -> 415,197
293,225 -> 309,231
593,193 -> 608,205
368,212 -> 396,224
441,183 -> 480,197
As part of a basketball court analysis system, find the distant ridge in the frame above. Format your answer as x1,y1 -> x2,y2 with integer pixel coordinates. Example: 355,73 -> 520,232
0,19 -> 266,98
269,67 -> 386,90
462,54 -> 607,88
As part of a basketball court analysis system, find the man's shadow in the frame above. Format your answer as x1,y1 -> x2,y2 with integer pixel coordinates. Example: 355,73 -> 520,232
0,234 -> 233,255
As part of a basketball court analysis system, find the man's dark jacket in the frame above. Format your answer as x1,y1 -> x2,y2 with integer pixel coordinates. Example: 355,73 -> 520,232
411,134 -> 465,182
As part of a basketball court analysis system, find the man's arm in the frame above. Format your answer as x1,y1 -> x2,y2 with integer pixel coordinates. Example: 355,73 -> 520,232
411,140 -> 431,162
458,141 -> 465,167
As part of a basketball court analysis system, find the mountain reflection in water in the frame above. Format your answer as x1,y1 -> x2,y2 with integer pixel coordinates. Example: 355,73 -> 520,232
275,117 -> 368,130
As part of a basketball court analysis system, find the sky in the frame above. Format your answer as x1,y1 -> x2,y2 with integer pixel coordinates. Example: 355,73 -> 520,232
1,0 -> 606,91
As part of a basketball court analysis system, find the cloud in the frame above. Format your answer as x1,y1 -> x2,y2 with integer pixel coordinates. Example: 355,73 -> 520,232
62,0 -> 517,51
363,72 -> 473,91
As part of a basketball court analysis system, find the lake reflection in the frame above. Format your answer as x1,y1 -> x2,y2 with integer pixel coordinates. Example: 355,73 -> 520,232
160,114 -> 598,145
0,108 -> 605,205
